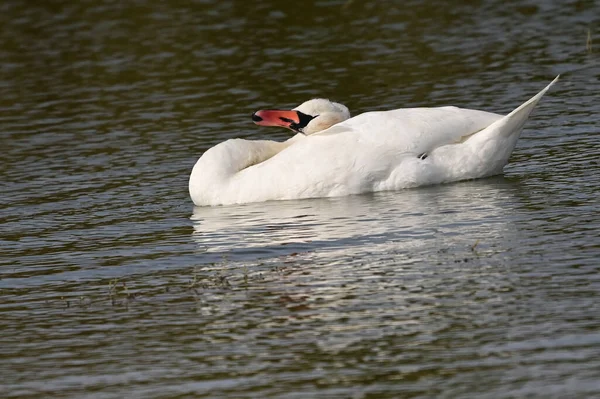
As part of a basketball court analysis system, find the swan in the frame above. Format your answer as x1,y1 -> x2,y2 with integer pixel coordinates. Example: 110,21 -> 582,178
189,76 -> 558,206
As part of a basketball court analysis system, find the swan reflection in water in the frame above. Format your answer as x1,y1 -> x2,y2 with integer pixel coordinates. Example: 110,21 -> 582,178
189,178 -> 527,335
190,177 -> 524,262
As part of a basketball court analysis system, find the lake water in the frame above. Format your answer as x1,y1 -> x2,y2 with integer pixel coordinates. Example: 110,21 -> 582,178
1,1 -> 599,398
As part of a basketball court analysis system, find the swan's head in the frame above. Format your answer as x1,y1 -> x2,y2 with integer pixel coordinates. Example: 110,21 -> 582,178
252,98 -> 350,135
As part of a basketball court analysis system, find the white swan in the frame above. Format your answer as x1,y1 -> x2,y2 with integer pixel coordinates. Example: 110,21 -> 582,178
190,76 -> 558,206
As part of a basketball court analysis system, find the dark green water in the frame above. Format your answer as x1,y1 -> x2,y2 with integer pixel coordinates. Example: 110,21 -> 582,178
1,1 -> 599,398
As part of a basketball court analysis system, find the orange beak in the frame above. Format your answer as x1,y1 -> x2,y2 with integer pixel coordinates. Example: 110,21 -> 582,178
252,109 -> 301,130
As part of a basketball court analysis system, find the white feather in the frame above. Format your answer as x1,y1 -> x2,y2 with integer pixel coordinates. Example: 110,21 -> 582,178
189,76 -> 558,206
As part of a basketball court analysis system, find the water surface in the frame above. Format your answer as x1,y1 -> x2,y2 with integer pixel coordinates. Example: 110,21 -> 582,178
1,1 -> 600,398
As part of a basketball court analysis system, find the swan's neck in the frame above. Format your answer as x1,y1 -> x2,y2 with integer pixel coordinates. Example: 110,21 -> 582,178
210,139 -> 289,175
189,135 -> 302,205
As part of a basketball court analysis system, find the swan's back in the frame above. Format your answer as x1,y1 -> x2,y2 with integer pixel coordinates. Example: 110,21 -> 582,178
318,107 -> 502,153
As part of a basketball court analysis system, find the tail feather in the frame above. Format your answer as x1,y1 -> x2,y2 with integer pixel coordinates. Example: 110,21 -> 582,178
459,76 -> 559,178
494,75 -> 559,138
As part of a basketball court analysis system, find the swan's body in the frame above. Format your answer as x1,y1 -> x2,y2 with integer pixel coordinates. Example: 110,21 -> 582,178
190,77 -> 558,206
